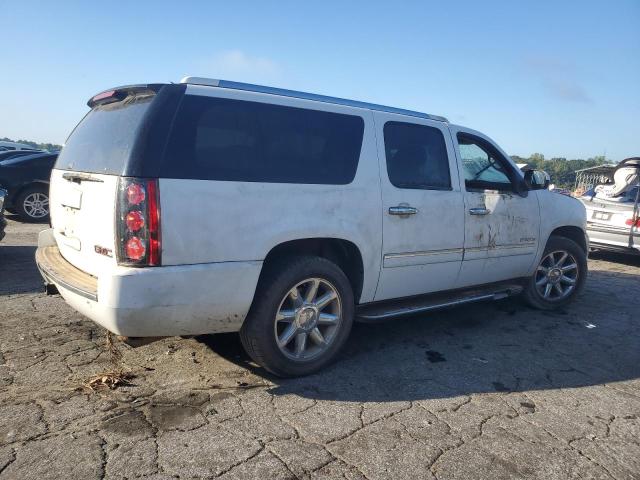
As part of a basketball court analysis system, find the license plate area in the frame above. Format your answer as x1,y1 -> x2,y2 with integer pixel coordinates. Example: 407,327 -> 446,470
592,211 -> 612,221
59,184 -> 83,209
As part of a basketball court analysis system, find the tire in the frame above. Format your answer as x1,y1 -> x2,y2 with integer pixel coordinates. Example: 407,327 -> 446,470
240,255 -> 354,377
522,235 -> 587,310
15,185 -> 50,222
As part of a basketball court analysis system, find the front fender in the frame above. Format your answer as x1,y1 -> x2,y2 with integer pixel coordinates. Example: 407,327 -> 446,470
531,190 -> 587,271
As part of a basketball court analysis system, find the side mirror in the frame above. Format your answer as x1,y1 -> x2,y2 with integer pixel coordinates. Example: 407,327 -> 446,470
524,169 -> 550,190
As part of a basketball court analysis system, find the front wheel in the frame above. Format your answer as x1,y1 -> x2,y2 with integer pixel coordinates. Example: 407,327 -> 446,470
523,235 -> 587,310
240,256 -> 354,377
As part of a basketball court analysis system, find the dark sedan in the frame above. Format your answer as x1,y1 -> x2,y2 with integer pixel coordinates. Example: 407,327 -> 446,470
0,149 -> 45,162
0,152 -> 58,222
0,188 -> 6,240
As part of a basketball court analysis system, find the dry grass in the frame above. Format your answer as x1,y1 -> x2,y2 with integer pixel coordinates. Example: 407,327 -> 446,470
81,331 -> 132,392
84,370 -> 135,391
105,331 -> 123,365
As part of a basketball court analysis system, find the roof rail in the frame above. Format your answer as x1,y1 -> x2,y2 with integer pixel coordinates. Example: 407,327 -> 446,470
180,77 -> 448,123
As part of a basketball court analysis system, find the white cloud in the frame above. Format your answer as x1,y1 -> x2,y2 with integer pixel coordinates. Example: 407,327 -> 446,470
200,50 -> 280,80
523,55 -> 593,104
542,78 -> 593,104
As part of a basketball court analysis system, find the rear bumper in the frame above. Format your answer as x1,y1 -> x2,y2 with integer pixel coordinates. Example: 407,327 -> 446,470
586,225 -> 640,253
35,231 -> 262,336
36,245 -> 98,300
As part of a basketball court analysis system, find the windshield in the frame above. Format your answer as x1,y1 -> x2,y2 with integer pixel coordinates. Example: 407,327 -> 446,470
55,93 -> 155,174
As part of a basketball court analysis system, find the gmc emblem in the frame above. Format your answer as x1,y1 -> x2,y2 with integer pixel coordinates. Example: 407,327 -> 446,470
94,245 -> 113,257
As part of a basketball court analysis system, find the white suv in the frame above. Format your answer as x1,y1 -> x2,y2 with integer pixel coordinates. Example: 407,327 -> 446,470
36,77 -> 588,376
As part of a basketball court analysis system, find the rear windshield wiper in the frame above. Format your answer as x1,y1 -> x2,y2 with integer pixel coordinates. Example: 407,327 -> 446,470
62,172 -> 104,183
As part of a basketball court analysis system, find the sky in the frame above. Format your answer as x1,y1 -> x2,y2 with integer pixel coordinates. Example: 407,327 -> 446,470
0,0 -> 638,160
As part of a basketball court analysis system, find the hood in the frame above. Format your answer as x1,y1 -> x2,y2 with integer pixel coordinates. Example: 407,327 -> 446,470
0,153 -> 55,167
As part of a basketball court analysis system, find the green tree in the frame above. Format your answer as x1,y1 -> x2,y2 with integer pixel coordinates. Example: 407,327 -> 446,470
0,137 -> 62,151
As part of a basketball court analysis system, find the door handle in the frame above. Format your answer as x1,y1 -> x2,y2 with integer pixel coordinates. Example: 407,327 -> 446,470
469,207 -> 490,216
389,205 -> 418,216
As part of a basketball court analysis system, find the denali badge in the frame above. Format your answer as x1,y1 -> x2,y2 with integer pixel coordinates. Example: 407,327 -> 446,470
94,245 -> 113,257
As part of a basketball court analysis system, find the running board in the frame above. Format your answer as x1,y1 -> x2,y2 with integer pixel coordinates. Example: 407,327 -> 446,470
356,284 -> 524,322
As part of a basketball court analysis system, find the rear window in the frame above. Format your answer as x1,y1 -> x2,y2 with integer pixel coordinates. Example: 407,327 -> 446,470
162,95 -> 365,184
55,93 -> 155,174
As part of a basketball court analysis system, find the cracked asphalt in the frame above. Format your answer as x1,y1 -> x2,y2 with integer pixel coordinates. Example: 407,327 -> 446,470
1,216 -> 639,479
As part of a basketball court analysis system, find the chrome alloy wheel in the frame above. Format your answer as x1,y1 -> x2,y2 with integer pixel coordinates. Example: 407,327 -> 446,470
535,250 -> 578,301
23,192 -> 49,219
274,278 -> 342,361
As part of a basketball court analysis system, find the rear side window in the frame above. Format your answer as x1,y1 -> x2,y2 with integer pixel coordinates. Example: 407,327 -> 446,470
383,122 -> 451,190
162,95 -> 365,184
56,93 -> 155,174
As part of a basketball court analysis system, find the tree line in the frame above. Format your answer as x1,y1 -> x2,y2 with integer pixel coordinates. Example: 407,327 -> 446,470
1,137 -> 62,152
511,154 -> 608,189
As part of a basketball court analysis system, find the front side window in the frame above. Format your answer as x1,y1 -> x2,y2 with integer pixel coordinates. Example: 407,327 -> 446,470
162,96 -> 364,184
383,122 -> 451,190
457,135 -> 512,190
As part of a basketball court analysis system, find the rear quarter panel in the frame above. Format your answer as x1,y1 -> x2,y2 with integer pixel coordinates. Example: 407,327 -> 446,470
160,87 -> 383,303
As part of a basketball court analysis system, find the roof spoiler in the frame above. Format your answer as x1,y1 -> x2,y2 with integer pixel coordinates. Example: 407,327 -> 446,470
87,84 -> 165,108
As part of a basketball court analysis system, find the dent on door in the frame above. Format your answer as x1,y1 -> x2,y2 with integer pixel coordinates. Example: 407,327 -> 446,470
466,192 -> 537,257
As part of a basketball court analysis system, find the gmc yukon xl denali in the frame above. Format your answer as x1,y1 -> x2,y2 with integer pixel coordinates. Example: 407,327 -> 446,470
36,77 -> 588,376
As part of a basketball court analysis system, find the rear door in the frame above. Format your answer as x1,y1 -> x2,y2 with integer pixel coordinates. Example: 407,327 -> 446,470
374,112 -> 464,301
50,89 -> 159,276
50,171 -> 120,276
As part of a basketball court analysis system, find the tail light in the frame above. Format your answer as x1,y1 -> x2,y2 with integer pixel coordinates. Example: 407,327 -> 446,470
625,217 -> 640,228
116,178 -> 161,266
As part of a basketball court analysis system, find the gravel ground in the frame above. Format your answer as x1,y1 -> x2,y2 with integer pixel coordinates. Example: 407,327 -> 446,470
1,215 -> 639,479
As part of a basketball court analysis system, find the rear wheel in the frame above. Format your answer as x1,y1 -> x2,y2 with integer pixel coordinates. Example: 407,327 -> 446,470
15,185 -> 49,222
240,256 -> 354,377
523,235 -> 587,310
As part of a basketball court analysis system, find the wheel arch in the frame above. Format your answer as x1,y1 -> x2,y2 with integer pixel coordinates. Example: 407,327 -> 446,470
549,225 -> 588,254
10,181 -> 49,204
261,237 -> 365,303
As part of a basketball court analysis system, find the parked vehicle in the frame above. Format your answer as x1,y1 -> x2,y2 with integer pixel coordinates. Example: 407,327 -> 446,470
0,152 -> 57,222
0,188 -> 7,241
36,78 -> 588,376
0,150 -> 44,163
0,141 -> 40,151
579,158 -> 640,255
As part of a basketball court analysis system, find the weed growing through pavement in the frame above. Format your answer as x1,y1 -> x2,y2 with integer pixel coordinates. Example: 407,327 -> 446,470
82,331 -> 135,391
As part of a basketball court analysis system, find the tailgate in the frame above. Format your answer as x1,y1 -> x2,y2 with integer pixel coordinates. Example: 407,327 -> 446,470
50,169 -> 119,276
49,86 -> 166,276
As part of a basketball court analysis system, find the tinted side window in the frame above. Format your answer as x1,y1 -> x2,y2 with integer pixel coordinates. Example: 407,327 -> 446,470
162,96 -> 365,184
383,122 -> 451,190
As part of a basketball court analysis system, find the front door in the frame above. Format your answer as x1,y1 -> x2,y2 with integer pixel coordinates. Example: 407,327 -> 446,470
374,113 -> 465,301
450,128 -> 540,288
